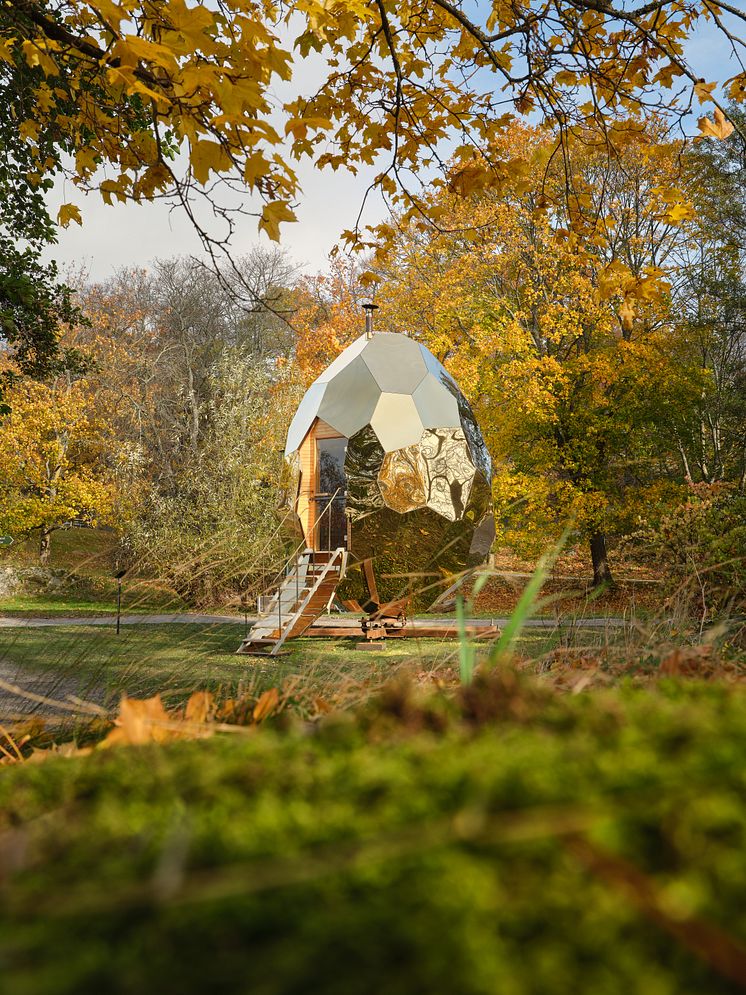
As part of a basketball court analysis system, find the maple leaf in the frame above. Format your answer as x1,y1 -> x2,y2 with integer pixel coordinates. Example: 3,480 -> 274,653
693,80 -> 716,104
666,202 -> 695,224
258,200 -> 297,242
101,694 -> 177,747
190,139 -> 233,185
697,108 -> 734,141
57,203 -> 82,227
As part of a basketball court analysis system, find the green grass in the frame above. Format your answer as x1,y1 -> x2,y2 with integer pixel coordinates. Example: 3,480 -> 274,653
0,624 -> 252,709
1,678 -> 745,994
0,578 -> 192,618
0,621 -> 595,717
0,528 -> 193,616
0,526 -> 117,573
0,622 -> 464,708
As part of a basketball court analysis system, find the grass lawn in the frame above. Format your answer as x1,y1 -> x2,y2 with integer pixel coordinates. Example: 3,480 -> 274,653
0,620 -> 608,719
0,528 -> 193,616
0,526 -> 118,573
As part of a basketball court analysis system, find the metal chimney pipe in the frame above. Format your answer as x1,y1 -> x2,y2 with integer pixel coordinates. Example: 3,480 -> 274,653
362,302 -> 379,339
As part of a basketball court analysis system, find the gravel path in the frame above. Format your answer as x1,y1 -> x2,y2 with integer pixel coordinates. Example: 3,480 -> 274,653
0,613 -> 246,628
0,613 -> 630,629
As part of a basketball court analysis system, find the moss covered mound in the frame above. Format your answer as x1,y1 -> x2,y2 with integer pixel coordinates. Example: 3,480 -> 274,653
1,680 -> 745,995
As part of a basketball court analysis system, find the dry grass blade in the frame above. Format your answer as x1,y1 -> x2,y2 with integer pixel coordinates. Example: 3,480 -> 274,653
0,678 -> 109,717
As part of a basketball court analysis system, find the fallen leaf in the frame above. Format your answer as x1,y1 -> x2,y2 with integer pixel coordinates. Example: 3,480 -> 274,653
185,690 -> 215,724
101,694 -> 177,747
253,687 -> 280,723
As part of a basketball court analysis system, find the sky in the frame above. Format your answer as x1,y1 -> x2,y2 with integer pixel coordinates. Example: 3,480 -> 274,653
47,149 -> 385,281
44,15 -> 737,283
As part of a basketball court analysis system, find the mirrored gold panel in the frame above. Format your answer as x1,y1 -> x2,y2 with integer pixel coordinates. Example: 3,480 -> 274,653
285,330 -> 495,608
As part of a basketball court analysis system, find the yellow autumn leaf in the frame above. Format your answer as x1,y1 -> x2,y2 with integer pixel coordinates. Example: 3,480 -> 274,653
57,203 -> 82,227
666,202 -> 695,224
100,179 -> 128,205
619,298 -> 635,331
190,139 -> 233,184
258,200 -> 297,242
19,120 -> 40,142
697,107 -> 734,140
21,39 -> 58,75
185,690 -> 216,724
75,147 -> 98,174
101,694 -> 176,747
693,80 -> 716,104
244,152 -> 268,186
726,72 -> 746,102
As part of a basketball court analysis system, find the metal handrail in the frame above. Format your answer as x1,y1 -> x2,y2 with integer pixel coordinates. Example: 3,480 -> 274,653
259,487 -> 343,612
270,547 -> 346,656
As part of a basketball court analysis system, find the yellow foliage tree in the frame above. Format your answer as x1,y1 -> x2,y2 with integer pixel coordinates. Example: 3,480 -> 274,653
4,0 -> 746,275
0,378 -> 116,562
294,123 -> 709,583
368,125 -> 707,583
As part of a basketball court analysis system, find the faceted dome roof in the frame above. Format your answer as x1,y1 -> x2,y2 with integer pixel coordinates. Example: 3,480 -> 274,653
285,332 -> 491,480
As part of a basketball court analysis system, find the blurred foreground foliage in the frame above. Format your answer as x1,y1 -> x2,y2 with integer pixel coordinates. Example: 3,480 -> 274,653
1,674 -> 745,994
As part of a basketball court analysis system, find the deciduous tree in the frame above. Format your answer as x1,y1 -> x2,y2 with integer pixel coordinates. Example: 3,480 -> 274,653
4,0 -> 746,284
300,123 -> 710,583
0,377 -> 116,561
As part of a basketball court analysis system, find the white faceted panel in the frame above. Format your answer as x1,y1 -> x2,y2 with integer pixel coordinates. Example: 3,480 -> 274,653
419,344 -> 456,386
317,356 -> 380,438
412,373 -> 462,430
370,392 -> 425,452
316,334 -> 368,383
285,381 -> 326,455
361,333 -> 428,393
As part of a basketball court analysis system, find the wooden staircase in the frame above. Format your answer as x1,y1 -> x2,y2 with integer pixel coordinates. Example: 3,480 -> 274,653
237,548 -> 347,656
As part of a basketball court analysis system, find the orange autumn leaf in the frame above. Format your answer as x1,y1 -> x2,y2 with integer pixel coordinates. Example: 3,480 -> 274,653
184,690 -> 216,725
697,108 -> 734,141
253,688 -> 280,723
101,694 -> 180,747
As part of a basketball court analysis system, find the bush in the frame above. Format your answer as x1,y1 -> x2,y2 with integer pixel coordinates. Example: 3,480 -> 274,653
1,679 -> 745,994
632,483 -> 746,621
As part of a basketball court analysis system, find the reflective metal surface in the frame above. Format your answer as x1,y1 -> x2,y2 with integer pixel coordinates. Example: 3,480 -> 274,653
360,332 -> 428,393
316,355 -> 380,438
378,445 -> 427,513
285,381 -> 327,455
412,373 -> 461,430
369,392 -> 424,451
285,331 -> 495,608
345,425 -> 386,522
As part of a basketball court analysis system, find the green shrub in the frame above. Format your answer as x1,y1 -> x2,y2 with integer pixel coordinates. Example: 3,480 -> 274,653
1,679 -> 745,995
632,484 -> 746,621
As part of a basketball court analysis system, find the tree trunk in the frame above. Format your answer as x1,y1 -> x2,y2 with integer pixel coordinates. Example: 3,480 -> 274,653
589,531 -> 614,588
39,527 -> 52,565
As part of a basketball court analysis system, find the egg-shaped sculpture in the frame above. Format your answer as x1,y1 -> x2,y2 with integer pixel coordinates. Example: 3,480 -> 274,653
284,331 -> 494,612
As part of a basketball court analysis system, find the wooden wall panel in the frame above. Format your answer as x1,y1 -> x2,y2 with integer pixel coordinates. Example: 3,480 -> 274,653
296,419 -> 344,548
